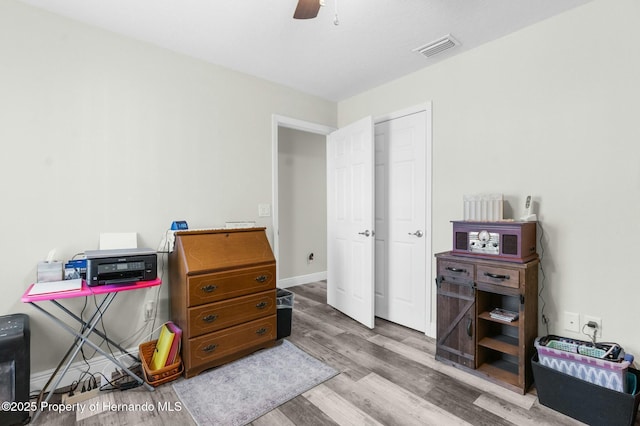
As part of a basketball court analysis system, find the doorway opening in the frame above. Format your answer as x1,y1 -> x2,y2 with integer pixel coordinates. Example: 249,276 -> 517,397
271,116 -> 334,287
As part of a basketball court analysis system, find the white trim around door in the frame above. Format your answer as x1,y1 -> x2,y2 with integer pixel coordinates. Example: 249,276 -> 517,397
272,103 -> 434,338
271,115 -> 335,285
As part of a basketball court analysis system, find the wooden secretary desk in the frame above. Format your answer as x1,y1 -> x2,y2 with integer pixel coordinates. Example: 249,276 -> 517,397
169,228 -> 277,378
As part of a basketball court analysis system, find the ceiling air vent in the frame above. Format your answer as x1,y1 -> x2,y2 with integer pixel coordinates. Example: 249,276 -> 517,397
413,34 -> 459,58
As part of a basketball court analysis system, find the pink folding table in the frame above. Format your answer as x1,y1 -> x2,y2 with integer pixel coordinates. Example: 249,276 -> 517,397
22,278 -> 161,422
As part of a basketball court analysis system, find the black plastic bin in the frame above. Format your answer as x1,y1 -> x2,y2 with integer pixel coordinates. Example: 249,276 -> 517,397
532,353 -> 640,426
276,288 -> 294,340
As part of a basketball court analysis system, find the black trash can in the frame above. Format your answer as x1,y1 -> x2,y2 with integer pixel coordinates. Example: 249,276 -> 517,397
532,353 -> 640,425
276,288 -> 294,340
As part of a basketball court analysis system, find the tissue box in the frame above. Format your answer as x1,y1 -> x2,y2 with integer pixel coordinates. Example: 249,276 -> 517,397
37,261 -> 63,283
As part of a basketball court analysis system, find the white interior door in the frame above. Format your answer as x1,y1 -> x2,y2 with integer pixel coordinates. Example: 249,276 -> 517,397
374,111 -> 427,331
327,116 -> 375,329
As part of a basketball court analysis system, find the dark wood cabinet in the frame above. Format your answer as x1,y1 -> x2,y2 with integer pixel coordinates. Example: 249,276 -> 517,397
169,228 -> 277,378
435,251 -> 539,394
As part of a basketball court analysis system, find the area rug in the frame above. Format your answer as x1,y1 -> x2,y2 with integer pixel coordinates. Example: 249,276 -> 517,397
172,340 -> 338,426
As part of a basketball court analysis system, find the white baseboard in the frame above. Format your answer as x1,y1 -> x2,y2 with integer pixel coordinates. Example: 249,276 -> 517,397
278,271 -> 327,288
425,322 -> 436,339
30,347 -> 139,394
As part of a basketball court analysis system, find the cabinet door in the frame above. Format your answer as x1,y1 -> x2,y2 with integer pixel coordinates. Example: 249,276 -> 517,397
436,275 -> 475,368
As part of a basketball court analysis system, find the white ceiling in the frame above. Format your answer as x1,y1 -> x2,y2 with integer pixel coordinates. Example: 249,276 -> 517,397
18,0 -> 592,101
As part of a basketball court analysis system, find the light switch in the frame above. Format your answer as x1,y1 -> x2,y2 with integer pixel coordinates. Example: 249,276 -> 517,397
258,204 -> 271,217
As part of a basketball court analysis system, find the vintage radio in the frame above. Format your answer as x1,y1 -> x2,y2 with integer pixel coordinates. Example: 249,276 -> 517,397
451,221 -> 537,263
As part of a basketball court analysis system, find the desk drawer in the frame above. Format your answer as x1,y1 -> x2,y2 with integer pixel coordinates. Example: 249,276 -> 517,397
187,290 -> 275,338
476,264 -> 520,289
187,265 -> 275,307
187,315 -> 276,367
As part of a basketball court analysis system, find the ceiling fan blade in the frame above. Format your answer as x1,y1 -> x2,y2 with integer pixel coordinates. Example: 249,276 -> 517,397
293,0 -> 321,19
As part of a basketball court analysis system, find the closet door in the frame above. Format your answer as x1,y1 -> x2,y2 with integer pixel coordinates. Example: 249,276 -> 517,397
374,111 -> 427,332
327,116 -> 375,329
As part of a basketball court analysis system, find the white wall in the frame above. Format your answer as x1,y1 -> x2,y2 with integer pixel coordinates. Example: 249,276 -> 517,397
0,0 -> 336,374
339,0 -> 640,355
277,128 -> 327,283
6,0 -> 639,378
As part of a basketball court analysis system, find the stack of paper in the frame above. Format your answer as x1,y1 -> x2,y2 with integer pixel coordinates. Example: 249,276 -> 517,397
28,278 -> 82,296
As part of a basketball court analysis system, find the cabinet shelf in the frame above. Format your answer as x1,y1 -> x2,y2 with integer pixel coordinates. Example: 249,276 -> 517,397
477,361 -> 519,387
478,335 -> 519,356
478,311 -> 519,327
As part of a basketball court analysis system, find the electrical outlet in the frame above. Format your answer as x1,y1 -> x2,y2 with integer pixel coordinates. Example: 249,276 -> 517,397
584,315 -> 602,338
563,311 -> 580,332
144,301 -> 155,322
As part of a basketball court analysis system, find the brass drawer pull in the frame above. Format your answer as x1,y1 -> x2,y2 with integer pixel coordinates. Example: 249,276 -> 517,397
201,284 -> 218,293
202,314 -> 218,323
255,301 -> 268,309
203,344 -> 218,353
256,327 -> 268,335
484,272 -> 510,280
255,275 -> 268,283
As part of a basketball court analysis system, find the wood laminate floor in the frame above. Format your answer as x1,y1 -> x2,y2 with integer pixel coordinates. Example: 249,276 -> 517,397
34,281 -> 630,425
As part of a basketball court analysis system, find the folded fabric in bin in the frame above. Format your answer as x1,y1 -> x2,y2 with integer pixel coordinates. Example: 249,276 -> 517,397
535,336 -> 630,392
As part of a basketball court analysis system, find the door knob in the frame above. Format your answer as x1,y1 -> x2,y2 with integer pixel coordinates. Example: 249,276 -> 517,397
408,230 -> 424,238
358,230 -> 373,237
